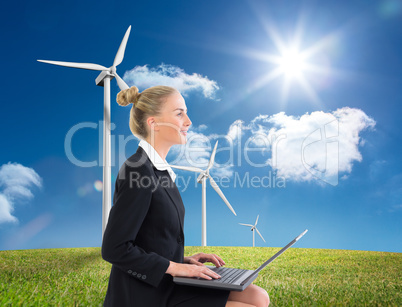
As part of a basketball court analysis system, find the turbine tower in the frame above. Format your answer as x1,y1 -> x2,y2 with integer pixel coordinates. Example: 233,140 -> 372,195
170,141 -> 237,246
37,26 -> 132,238
239,215 -> 266,247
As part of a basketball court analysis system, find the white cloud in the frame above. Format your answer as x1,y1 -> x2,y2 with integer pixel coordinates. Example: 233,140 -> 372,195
227,120 -> 245,144
193,124 -> 208,132
123,64 -> 219,99
167,107 -> 375,186
169,130 -> 213,168
247,107 -> 375,185
0,194 -> 17,223
210,165 -> 235,179
168,127 -> 234,179
0,162 -> 42,224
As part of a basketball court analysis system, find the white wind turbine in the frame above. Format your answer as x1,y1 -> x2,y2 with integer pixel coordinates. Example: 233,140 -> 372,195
170,141 -> 237,246
37,26 -> 132,238
239,215 -> 266,247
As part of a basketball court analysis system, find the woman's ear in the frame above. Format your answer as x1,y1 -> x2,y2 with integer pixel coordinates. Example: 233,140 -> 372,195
147,117 -> 160,132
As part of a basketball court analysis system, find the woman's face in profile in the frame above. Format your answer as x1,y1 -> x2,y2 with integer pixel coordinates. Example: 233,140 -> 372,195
154,91 -> 192,145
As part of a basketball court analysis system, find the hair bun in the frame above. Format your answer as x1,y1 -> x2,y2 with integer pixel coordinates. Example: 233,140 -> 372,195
116,86 -> 140,107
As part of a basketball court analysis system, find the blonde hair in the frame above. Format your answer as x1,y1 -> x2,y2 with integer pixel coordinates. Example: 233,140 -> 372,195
116,85 -> 178,139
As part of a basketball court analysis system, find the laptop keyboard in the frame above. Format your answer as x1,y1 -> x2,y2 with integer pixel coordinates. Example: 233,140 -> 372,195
210,267 -> 249,284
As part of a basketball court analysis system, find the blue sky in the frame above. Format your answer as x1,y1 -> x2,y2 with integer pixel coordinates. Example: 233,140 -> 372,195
0,0 -> 401,253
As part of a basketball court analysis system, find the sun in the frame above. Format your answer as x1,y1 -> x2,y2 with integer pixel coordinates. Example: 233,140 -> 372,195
244,41 -> 321,106
277,49 -> 306,79
237,15 -> 339,107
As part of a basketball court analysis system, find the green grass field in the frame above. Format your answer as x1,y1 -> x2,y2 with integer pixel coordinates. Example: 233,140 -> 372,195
0,247 -> 400,306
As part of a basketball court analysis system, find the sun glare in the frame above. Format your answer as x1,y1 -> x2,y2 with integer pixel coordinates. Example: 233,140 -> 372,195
238,11 -> 340,107
278,49 -> 306,78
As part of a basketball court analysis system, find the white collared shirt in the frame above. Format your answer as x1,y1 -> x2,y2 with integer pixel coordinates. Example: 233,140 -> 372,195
138,139 -> 176,182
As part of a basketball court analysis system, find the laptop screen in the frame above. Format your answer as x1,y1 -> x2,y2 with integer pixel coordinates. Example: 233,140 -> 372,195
240,229 -> 308,285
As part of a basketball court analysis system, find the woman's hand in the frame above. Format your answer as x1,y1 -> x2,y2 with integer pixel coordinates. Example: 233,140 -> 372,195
183,252 -> 226,268
166,261 -> 221,280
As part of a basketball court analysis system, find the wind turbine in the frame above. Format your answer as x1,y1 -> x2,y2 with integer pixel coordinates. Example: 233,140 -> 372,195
239,215 -> 266,247
170,141 -> 237,246
37,26 -> 132,238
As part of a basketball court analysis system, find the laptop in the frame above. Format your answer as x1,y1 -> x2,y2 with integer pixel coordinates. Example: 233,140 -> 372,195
173,229 -> 308,291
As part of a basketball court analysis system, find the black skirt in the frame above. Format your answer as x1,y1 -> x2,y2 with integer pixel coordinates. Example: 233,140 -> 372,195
167,283 -> 230,307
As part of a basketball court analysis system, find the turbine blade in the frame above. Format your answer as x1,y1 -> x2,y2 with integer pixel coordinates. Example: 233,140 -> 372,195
207,141 -> 218,171
170,165 -> 203,173
114,73 -> 129,90
239,223 -> 253,227
209,176 -> 237,216
255,215 -> 259,226
37,60 -> 108,71
256,228 -> 266,242
113,25 -> 131,67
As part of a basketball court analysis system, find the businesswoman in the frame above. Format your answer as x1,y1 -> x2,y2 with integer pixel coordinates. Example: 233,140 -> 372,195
102,85 -> 269,307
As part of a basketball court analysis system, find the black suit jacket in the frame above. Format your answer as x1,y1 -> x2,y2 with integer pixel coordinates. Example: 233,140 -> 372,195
102,146 -> 185,306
